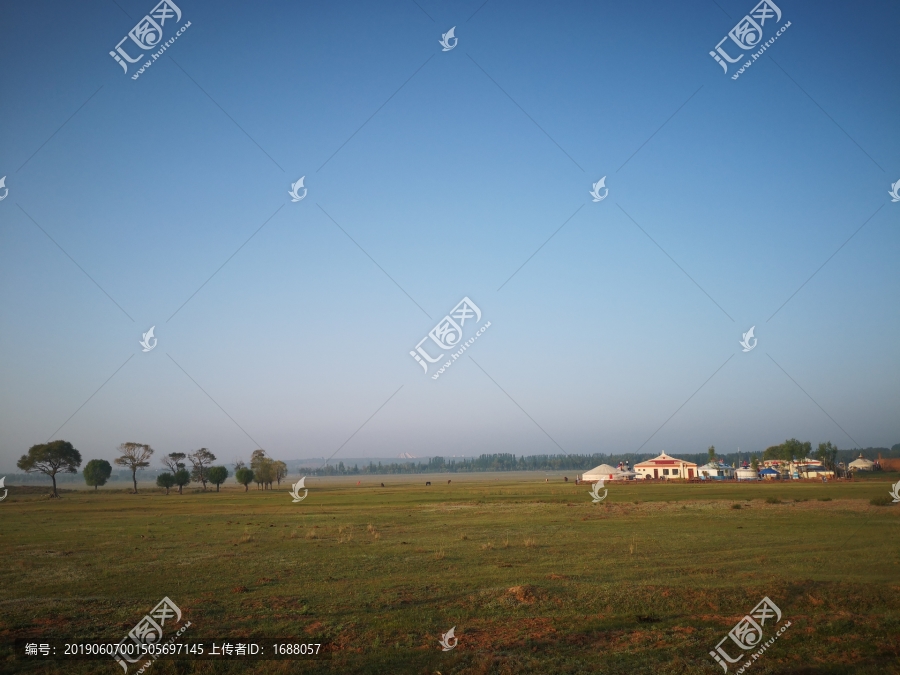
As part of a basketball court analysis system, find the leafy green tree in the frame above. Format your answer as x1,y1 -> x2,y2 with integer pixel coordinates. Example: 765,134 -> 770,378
83,459 -> 112,490
762,445 -> 781,461
207,466 -> 229,492
750,456 -> 759,472
188,448 -> 216,490
115,442 -> 154,493
707,445 -> 716,464
251,449 -> 275,489
17,440 -> 82,498
173,469 -> 191,494
235,467 -> 255,492
256,460 -> 275,489
156,472 -> 176,495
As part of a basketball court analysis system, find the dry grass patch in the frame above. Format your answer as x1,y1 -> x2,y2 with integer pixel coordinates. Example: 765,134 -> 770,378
507,585 -> 536,604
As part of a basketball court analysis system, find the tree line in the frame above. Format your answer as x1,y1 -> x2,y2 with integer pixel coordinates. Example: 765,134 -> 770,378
14,440 -> 899,495
14,440 -> 288,497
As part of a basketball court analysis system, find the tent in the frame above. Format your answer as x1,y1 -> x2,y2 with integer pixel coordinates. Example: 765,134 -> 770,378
848,455 -> 875,471
582,464 -> 631,481
735,468 -> 758,481
759,468 -> 781,479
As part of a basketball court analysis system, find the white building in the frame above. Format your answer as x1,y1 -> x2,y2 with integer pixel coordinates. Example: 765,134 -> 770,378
697,462 -> 735,480
634,452 -> 698,480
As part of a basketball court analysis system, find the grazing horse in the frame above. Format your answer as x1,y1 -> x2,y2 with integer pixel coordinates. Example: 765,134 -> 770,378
425,481 -> 431,486
447,479 -> 451,484
381,483 -> 385,487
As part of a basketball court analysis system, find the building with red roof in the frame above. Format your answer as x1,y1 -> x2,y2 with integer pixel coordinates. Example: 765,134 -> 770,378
634,451 -> 697,480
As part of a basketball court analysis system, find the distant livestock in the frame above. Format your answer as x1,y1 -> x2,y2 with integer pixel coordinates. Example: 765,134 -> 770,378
381,483 -> 385,487
425,481 -> 431,486
447,479 -> 451,484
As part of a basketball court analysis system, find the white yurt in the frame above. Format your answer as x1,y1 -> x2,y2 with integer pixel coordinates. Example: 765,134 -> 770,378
735,467 -> 758,481
582,464 -> 624,482
848,455 -> 875,471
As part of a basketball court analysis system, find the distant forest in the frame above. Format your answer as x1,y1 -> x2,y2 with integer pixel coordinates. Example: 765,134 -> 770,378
306,445 -> 900,476
6,445 -> 899,482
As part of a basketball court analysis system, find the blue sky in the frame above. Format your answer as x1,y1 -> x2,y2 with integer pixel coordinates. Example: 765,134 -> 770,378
1,0 -> 898,469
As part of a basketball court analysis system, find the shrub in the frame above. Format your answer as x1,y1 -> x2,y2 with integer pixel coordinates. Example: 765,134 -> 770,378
818,497 -> 832,502
870,496 -> 892,506
731,503 -> 742,509
766,497 -> 782,504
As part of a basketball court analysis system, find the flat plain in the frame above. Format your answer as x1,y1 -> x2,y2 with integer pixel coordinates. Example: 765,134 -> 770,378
1,474 -> 898,674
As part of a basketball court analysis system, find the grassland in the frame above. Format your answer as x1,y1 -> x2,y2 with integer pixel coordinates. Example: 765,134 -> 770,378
1,474 -> 899,674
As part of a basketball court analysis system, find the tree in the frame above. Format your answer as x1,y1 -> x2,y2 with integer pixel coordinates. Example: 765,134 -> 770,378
816,441 -> 839,473
83,459 -> 112,490
188,448 -> 216,490
156,472 -> 176,495
17,440 -> 82,498
161,452 -> 186,474
174,469 -> 191,494
255,459 -> 275,490
750,456 -> 760,472
707,445 -> 716,464
763,445 -> 781,461
235,467 -> 255,492
207,466 -> 229,492
115,442 -> 154,493
250,449 -> 274,490
274,461 -> 288,486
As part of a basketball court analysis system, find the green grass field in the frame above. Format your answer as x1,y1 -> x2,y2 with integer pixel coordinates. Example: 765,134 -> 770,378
2,474 -> 899,674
